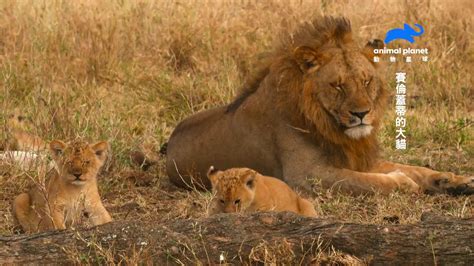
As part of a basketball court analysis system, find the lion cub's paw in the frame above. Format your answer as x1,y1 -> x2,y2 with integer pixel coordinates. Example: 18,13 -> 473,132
387,170 -> 420,193
431,172 -> 474,196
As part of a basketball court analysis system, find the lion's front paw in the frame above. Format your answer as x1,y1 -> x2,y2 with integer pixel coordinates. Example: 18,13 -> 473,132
431,172 -> 474,196
387,170 -> 420,193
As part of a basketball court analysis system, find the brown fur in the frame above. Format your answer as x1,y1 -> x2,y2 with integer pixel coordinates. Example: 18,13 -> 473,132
166,16 -> 474,195
12,139 -> 112,233
253,17 -> 385,171
208,167 -> 317,217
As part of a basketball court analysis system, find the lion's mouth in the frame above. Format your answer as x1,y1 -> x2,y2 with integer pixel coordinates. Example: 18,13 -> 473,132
71,180 -> 86,185
345,122 -> 370,128
68,174 -> 87,185
329,110 -> 373,138
344,124 -> 373,139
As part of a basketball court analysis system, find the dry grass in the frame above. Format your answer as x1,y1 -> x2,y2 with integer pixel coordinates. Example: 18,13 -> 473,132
0,0 -> 472,263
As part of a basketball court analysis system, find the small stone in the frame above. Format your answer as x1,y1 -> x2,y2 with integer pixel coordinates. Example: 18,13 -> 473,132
170,246 -> 179,255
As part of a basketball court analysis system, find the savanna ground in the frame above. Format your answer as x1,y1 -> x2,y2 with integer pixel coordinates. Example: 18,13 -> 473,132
0,0 -> 472,263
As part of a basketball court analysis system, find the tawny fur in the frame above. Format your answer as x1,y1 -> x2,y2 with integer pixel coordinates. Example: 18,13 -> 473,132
12,139 -> 112,233
208,167 -> 317,217
166,16 -> 474,195
4,111 -> 46,152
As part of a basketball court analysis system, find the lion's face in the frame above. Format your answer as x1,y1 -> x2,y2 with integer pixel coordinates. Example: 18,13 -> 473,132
50,139 -> 108,186
207,166 -> 256,213
311,51 -> 382,139
294,40 -> 387,141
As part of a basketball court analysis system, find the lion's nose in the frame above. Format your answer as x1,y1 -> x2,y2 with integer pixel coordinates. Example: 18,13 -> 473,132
224,206 -> 236,213
73,173 -> 82,179
350,110 -> 370,119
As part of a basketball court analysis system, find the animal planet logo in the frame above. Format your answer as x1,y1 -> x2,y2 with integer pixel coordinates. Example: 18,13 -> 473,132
372,23 -> 429,63
384,23 -> 424,44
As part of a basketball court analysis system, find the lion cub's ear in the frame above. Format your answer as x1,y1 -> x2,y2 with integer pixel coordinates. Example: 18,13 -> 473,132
91,141 -> 109,163
240,169 -> 257,189
293,46 -> 321,73
207,166 -> 221,188
362,39 -> 384,66
50,140 -> 67,158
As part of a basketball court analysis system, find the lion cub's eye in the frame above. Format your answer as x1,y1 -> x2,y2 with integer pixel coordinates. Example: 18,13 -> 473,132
234,199 -> 241,205
219,199 -> 225,204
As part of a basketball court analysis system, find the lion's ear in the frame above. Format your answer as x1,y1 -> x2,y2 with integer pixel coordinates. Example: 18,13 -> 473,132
240,169 -> 257,189
362,39 -> 384,66
207,166 -> 221,188
91,141 -> 109,163
49,140 -> 67,158
293,46 -> 320,73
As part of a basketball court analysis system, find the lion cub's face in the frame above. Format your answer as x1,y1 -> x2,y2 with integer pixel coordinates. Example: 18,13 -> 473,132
50,139 -> 108,186
207,166 -> 256,213
6,111 -> 31,131
294,40 -> 387,140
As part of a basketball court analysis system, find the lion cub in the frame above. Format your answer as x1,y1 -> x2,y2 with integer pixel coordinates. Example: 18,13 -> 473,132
3,111 -> 46,151
208,167 -> 317,217
12,139 -> 112,233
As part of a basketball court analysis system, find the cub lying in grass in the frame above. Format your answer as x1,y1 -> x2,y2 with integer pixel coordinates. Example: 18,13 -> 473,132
208,166 -> 317,217
1,111 -> 51,172
12,139 -> 112,233
4,111 -> 46,152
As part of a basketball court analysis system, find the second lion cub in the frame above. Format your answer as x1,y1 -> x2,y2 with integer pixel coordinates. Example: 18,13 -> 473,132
12,139 -> 112,233
207,167 -> 317,217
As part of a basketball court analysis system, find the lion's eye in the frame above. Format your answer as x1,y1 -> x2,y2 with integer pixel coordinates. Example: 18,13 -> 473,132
330,82 -> 343,92
364,79 -> 372,87
304,60 -> 315,69
219,199 -> 225,204
234,199 -> 241,205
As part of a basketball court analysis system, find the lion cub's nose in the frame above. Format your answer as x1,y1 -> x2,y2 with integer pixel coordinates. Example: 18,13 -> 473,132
73,173 -> 82,179
350,110 -> 370,119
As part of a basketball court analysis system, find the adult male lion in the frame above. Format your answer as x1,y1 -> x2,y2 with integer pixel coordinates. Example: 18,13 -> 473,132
165,17 -> 473,195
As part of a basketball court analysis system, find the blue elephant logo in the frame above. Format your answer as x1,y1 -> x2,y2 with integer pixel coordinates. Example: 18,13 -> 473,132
384,23 -> 424,44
